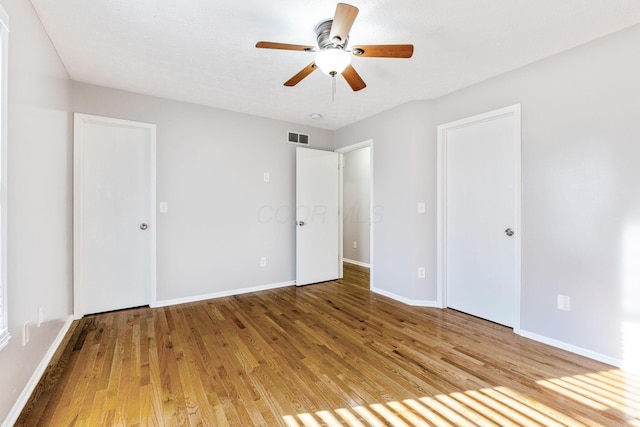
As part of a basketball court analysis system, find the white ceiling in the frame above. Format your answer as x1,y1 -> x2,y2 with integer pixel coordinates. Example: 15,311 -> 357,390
31,0 -> 640,130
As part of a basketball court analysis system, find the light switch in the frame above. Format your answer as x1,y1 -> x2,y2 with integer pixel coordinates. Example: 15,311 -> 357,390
417,202 -> 426,214
159,202 -> 168,213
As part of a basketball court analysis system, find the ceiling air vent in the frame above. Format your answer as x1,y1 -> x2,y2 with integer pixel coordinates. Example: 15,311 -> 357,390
288,131 -> 309,145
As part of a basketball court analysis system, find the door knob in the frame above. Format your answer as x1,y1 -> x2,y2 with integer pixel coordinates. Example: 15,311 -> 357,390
505,228 -> 514,236
140,223 -> 148,230
297,221 -> 305,226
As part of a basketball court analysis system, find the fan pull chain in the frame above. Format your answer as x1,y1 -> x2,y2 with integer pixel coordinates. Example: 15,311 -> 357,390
332,76 -> 336,102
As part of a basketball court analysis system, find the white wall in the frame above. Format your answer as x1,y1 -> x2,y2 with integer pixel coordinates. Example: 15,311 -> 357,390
436,23 -> 640,366
334,102 -> 437,303
343,147 -> 370,265
72,82 -> 333,303
0,0 -> 73,423
335,23 -> 640,365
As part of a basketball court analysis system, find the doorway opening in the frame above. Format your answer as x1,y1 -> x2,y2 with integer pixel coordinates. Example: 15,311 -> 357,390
337,140 -> 373,289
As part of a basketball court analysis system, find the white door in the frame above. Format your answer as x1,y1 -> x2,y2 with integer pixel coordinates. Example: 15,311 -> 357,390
296,147 -> 340,286
74,114 -> 156,316
438,105 -> 521,327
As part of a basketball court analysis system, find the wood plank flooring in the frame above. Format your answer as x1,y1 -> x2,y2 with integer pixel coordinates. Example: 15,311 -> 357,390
16,264 -> 640,426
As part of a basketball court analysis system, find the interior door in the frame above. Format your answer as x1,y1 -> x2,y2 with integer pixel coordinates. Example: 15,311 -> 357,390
441,106 -> 520,327
74,113 -> 156,316
296,147 -> 340,286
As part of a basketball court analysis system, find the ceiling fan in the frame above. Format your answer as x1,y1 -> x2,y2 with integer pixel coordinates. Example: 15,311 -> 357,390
256,3 -> 414,91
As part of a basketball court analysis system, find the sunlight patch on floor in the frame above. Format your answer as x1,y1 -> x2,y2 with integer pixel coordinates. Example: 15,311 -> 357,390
538,369 -> 640,421
283,370 -> 639,426
352,405 -> 386,426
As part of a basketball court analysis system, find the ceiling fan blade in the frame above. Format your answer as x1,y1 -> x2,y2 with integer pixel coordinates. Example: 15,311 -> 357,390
256,41 -> 316,52
284,62 -> 318,87
342,64 -> 366,91
329,3 -> 359,45
351,44 -> 414,58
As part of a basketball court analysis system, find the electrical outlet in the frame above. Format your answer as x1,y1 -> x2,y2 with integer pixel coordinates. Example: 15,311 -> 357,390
260,257 -> 267,267
557,294 -> 571,311
418,267 -> 426,279
417,202 -> 426,214
263,172 -> 270,183
38,307 -> 44,327
353,241 -> 358,249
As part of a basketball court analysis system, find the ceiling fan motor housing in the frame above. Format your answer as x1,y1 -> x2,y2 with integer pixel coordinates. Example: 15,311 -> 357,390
315,19 -> 348,49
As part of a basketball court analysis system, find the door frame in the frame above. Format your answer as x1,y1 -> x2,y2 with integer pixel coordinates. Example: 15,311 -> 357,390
73,113 -> 157,319
436,105 -> 522,332
335,139 -> 374,286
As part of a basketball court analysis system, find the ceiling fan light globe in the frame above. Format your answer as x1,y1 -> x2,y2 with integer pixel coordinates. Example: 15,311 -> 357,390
315,48 -> 351,76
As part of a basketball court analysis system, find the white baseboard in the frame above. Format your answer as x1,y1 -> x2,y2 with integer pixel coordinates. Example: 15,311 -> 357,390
3,315 -> 74,427
371,287 -> 441,308
343,258 -> 371,268
152,280 -> 295,308
519,329 -> 622,368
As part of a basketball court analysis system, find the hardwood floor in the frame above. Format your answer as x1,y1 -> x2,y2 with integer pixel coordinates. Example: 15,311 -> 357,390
16,264 -> 639,426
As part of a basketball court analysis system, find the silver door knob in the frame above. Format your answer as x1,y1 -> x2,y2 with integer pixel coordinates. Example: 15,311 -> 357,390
140,223 -> 148,230
297,221 -> 305,226
505,228 -> 514,236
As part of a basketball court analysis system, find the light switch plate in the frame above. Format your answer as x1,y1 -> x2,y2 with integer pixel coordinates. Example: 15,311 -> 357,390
417,202 -> 426,214
159,202 -> 168,213
557,294 -> 571,311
